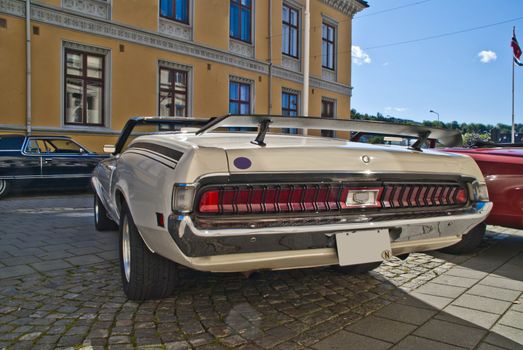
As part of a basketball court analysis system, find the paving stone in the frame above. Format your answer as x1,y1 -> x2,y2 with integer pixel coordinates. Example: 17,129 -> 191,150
467,284 -> 521,302
413,319 -> 487,349
373,303 -> 437,326
346,315 -> 416,343
512,300 -> 523,313
391,335 -> 463,350
490,324 -> 523,347
164,341 -> 191,350
0,265 -> 36,279
31,259 -> 73,272
476,342 -> 511,350
66,255 -> 104,266
312,330 -> 391,350
498,311 -> 523,330
430,274 -> 478,288
480,276 -> 523,292
452,294 -> 512,315
409,292 -> 453,310
438,305 -> 500,329
494,263 -> 523,281
483,330 -> 523,350
414,283 -> 466,299
444,267 -> 489,280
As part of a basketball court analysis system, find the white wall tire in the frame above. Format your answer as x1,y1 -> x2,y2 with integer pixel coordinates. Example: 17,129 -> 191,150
94,194 -> 118,231
0,180 -> 10,199
119,204 -> 178,300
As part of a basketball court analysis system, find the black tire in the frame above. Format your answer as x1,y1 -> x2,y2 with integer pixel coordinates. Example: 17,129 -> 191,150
397,253 -> 410,260
119,204 -> 178,300
94,194 -> 118,231
441,223 -> 486,255
336,261 -> 382,274
0,180 -> 10,199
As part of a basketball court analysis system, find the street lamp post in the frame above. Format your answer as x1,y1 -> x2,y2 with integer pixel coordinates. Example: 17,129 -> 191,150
429,110 -> 440,123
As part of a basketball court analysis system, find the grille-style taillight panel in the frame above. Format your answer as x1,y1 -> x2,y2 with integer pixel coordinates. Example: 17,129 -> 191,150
197,183 -> 468,215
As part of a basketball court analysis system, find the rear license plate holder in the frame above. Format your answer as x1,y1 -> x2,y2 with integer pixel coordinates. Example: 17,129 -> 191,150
336,229 -> 391,266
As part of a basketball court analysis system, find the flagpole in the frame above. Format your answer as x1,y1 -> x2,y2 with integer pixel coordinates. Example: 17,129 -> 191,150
513,56 -> 516,144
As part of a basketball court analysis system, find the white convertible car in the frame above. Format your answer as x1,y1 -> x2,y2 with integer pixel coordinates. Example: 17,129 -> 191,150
92,116 -> 491,300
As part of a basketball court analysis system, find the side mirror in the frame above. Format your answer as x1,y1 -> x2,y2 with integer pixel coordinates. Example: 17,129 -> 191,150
103,144 -> 116,154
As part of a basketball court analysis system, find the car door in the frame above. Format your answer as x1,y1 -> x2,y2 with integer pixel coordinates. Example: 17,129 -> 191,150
17,138 -> 44,178
41,138 -> 94,178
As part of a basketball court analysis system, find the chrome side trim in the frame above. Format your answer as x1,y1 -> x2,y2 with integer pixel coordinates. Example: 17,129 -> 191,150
0,174 -> 92,180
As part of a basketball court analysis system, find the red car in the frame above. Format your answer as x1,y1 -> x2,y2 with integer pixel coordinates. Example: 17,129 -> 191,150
440,144 -> 523,252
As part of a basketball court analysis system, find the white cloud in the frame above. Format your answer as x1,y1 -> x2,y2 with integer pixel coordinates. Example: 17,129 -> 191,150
385,106 -> 408,113
478,50 -> 497,63
352,45 -> 372,65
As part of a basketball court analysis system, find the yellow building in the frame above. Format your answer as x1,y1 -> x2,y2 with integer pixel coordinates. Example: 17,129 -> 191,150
0,0 -> 367,151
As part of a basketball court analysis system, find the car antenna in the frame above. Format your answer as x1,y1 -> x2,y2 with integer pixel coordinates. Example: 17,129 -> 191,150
251,119 -> 272,147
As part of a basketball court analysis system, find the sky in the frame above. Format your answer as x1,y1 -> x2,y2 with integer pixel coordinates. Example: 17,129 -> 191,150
350,0 -> 523,126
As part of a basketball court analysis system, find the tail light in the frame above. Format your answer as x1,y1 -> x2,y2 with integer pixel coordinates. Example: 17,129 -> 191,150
197,183 -> 469,215
455,188 -> 468,204
471,181 -> 489,201
172,184 -> 196,213
198,185 -> 384,214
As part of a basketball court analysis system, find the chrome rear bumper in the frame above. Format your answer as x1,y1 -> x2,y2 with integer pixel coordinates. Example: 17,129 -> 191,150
132,202 -> 494,271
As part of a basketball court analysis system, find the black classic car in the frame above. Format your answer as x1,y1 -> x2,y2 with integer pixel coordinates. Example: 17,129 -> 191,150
0,134 -> 107,198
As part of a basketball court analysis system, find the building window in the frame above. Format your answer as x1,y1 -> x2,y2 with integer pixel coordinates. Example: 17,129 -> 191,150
282,4 -> 299,58
230,0 -> 252,43
159,67 -> 188,117
321,99 -> 335,137
282,91 -> 298,134
322,22 -> 335,70
64,49 -> 105,126
229,81 -> 251,115
160,0 -> 189,23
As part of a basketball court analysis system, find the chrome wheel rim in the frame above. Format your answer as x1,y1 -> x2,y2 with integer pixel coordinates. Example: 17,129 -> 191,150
0,180 -> 6,195
94,200 -> 99,224
122,216 -> 131,283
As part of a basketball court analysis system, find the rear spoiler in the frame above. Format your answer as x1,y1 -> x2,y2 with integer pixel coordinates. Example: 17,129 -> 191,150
196,115 -> 463,150
114,117 -> 210,154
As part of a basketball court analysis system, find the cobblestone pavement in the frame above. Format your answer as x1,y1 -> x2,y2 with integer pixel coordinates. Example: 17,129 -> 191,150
0,194 -> 522,349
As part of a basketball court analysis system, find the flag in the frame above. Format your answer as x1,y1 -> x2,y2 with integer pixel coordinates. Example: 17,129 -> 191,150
512,27 -> 523,66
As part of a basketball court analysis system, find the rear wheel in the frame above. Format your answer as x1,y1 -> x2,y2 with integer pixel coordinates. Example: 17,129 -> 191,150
119,204 -> 178,300
441,223 -> 486,255
0,180 -> 10,199
94,194 -> 118,231
336,261 -> 382,274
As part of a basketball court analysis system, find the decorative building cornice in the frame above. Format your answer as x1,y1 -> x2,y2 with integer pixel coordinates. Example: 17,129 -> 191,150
158,59 -> 192,72
282,86 -> 301,96
321,68 -> 336,83
0,0 -> 353,96
158,17 -> 192,41
319,0 -> 368,17
64,40 -> 110,55
229,75 -> 255,85
62,0 -> 110,20
272,66 -> 352,96
282,55 -> 301,73
229,39 -> 255,59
